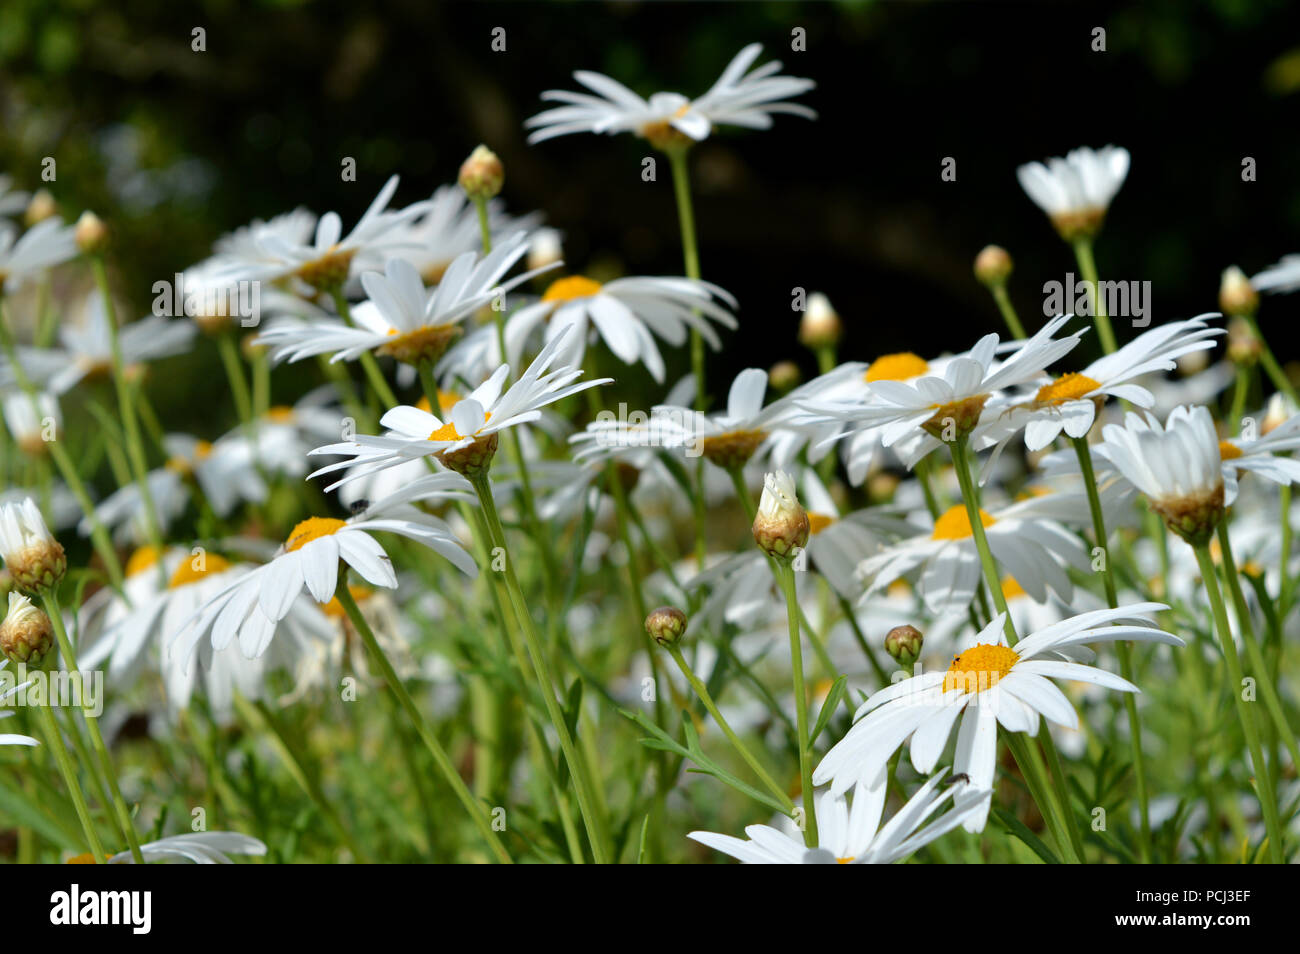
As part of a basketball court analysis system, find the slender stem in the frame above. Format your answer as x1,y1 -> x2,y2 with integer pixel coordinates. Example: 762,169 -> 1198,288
471,472 -> 610,862
666,644 -> 794,813
1192,543 -> 1286,863
1243,313 -> 1298,405
666,148 -> 704,407
1072,436 -> 1151,861
35,697 -> 107,863
43,590 -> 144,863
216,332 -> 253,425
1215,522 -> 1300,771
335,581 -> 511,864
1071,237 -> 1118,355
331,290 -> 399,409
90,256 -> 166,561
949,437 -> 1015,643
774,561 -> 817,845
990,283 -> 1026,340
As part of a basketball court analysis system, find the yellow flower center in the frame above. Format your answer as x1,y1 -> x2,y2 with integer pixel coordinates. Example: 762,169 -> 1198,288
1001,576 -> 1027,600
807,512 -> 835,535
168,553 -> 232,588
285,517 -> 347,552
865,352 -> 929,383
1218,440 -> 1243,461
65,852 -> 97,864
542,275 -> 603,304
428,411 -> 490,442
931,504 -> 996,540
1034,373 -> 1101,405
266,405 -> 296,423
944,643 -> 1019,693
836,857 -> 854,864
323,584 -> 373,618
125,545 -> 164,578
416,391 -> 461,415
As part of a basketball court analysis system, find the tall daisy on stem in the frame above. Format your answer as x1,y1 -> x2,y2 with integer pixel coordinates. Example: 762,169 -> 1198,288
1101,405 -> 1286,862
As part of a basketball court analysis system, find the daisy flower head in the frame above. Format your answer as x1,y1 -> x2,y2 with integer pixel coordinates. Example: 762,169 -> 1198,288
2,390 -> 60,457
813,604 -> 1181,830
0,218 -> 78,293
0,590 -> 53,665
214,175 -> 430,293
503,273 -> 737,384
1016,145 -> 1131,241
0,496 -> 65,592
310,327 -> 611,482
526,43 -> 815,150
255,232 -> 547,367
986,314 -> 1223,453
67,832 -> 268,865
1100,404 -> 1225,545
173,497 -> 477,665
689,769 -> 989,864
1216,408 -> 1300,502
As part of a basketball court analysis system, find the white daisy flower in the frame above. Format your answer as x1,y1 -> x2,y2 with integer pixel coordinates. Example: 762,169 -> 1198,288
308,328 -> 610,485
172,497 -> 477,664
0,176 -> 30,218
983,315 -> 1223,453
93,831 -> 267,864
0,659 -> 38,747
1218,411 -> 1300,498
255,233 -> 546,367
0,218 -> 78,293
526,43 -> 815,146
1016,145 -> 1131,240
502,273 -> 737,384
213,175 -> 430,291
813,605 -> 1182,830
4,295 -> 197,396
689,769 -> 988,864
853,491 -> 1096,615
1099,405 -> 1225,540
2,390 -> 60,455
797,468 -> 910,598
1250,254 -> 1300,294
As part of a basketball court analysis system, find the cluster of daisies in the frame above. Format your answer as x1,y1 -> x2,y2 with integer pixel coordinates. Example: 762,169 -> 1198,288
0,42 -> 1298,866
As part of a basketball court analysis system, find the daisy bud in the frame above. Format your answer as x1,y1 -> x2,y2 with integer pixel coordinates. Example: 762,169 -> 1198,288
0,498 -> 66,592
1226,317 -> 1261,367
0,591 -> 53,665
459,145 -> 505,200
645,606 -> 688,647
436,433 -> 499,479
798,293 -> 842,350
973,245 -> 1013,287
752,470 -> 810,560
884,624 -> 923,667
768,360 -> 802,394
528,230 -> 564,274
1263,393 -> 1292,435
24,189 -> 58,227
1219,266 -> 1259,318
74,211 -> 109,255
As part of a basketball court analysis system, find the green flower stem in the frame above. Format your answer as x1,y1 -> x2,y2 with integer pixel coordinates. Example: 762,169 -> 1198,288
1214,522 -> 1300,771
990,283 -> 1027,340
1071,237 -> 1118,355
1073,436 -> 1151,862
1229,366 -> 1250,433
56,703 -> 124,846
330,290 -> 400,410
1280,485 -> 1294,618
334,580 -> 511,864
90,256 -> 166,565
1004,731 -> 1081,863
666,643 -> 795,814
34,695 -> 107,863
1243,313 -> 1298,405
776,560 -> 818,846
1191,543 -> 1286,863
43,590 -> 144,863
216,331 -> 253,425
470,472 -> 610,862
949,437 -> 1015,643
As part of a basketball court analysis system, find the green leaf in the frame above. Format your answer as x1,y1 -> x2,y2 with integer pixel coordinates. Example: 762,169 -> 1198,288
810,675 -> 847,745
992,806 -> 1060,864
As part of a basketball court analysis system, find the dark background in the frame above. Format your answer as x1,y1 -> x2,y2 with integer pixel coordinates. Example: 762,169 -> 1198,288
3,0 -> 1299,419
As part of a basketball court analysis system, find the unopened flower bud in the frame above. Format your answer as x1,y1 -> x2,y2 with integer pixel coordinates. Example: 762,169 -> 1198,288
459,145 -> 505,200
24,189 -> 58,227
752,470 -> 809,560
974,245 -> 1013,287
1226,317 -> 1261,367
528,229 -> 564,273
798,293 -> 841,350
1219,266 -> 1259,318
0,591 -> 53,665
74,211 -> 109,255
0,498 -> 66,592
645,605 -> 688,647
884,624 -> 923,667
769,360 -> 802,394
